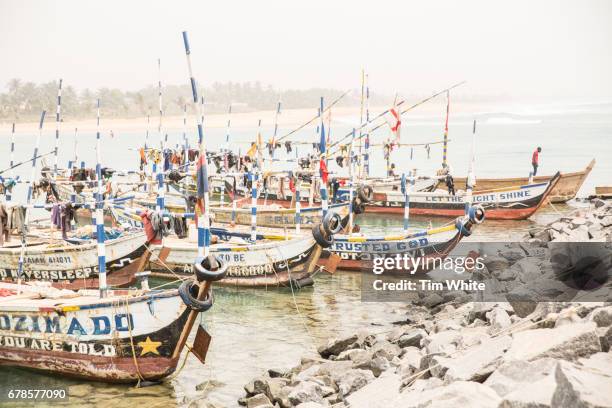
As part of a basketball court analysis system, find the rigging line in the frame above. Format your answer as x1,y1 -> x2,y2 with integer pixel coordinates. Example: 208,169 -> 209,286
327,81 -> 467,155
275,89 -> 351,143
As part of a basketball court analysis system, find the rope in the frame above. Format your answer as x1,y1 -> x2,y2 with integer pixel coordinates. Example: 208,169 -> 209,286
123,296 -> 146,387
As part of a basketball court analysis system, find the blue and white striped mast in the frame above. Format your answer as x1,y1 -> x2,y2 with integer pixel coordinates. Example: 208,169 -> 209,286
401,171 -> 413,233
7,123 -> 16,202
156,58 -> 165,211
17,111 -> 46,293
143,112 -> 150,192
182,104 -> 189,196
70,127 -> 78,203
53,79 -> 62,175
219,104 -> 232,207
94,100 -> 108,297
347,128 -> 356,233
364,73 -> 371,177
465,120 -> 477,215
319,97 -> 328,217
249,119 -> 262,240
183,31 -> 211,258
271,98 -> 281,160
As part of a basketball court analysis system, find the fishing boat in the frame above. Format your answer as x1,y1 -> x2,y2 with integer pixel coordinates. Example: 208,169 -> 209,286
0,255 -> 225,382
0,228 -> 146,285
318,208 -> 484,273
432,159 -> 595,203
148,221 -> 335,288
353,172 -> 561,220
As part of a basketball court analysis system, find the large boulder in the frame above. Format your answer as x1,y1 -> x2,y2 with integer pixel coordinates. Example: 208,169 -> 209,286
484,358 -> 558,397
370,340 -> 401,361
246,394 -> 274,408
336,369 -> 375,396
498,374 -> 557,408
393,380 -> 501,408
504,322 -> 601,362
422,330 -> 462,354
586,306 -> 612,327
318,334 -> 359,358
486,306 -> 512,334
551,361 -> 612,407
443,335 -> 513,382
500,248 -> 526,263
397,347 -> 422,379
397,328 -> 427,348
287,381 -> 325,406
345,372 -> 401,408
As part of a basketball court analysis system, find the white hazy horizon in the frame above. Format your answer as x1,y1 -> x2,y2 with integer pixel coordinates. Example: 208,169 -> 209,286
1,0 -> 611,100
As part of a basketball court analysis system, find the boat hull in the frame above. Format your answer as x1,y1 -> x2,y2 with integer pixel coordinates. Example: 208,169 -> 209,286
0,288 -> 190,382
149,236 -> 322,287
433,159 -> 595,203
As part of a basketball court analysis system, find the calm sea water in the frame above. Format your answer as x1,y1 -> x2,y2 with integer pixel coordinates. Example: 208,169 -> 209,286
0,100 -> 610,407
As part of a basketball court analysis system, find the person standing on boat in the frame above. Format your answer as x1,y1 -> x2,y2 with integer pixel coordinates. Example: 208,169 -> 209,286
532,147 -> 541,176
442,163 -> 455,195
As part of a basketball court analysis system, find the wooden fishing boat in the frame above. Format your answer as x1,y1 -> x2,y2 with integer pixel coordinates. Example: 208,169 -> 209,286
149,228 -> 325,288
354,172 -> 561,220
433,159 -> 595,203
318,209 -> 484,273
0,229 -> 146,283
0,256 -> 224,382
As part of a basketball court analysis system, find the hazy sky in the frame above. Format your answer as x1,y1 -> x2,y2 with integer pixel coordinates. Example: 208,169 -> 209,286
1,0 -> 611,99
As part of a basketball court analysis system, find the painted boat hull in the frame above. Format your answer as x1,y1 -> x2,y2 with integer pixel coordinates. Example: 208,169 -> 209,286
352,173 -> 560,220
319,220 -> 471,273
0,286 -> 191,382
433,159 -> 595,203
0,232 -> 147,283
149,235 -> 322,287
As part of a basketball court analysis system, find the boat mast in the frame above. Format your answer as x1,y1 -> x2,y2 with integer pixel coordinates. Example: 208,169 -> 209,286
319,97 -> 328,217
94,99 -> 108,297
364,73 -> 370,178
465,120 -> 477,215
442,90 -> 450,167
358,69 -> 365,178
156,58 -> 165,212
53,79 -> 62,175
183,31 -> 211,258
17,111 -> 46,294
7,123 -> 15,202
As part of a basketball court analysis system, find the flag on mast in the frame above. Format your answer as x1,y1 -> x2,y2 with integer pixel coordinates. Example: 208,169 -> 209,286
319,117 -> 328,184
384,100 -> 402,144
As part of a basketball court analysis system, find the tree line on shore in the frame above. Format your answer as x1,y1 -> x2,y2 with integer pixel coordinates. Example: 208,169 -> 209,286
0,79 -> 394,122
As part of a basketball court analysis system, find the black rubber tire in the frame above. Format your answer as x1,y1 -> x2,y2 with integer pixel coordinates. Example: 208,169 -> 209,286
352,198 -> 366,215
322,212 -> 343,235
358,185 -> 374,202
178,280 -> 214,312
455,219 -> 472,237
292,276 -> 314,289
194,255 -> 229,282
312,224 -> 333,248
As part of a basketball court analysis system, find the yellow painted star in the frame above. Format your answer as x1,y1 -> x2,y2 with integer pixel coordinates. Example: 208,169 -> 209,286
138,336 -> 162,356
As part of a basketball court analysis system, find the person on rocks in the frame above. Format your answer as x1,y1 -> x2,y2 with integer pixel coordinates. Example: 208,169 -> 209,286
532,146 -> 542,176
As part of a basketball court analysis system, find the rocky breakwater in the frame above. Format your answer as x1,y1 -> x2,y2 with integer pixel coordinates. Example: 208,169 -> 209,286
238,200 -> 612,408
527,198 -> 612,243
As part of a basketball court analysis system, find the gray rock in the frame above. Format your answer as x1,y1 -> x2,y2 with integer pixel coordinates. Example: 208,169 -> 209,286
498,374 -> 556,408
422,330 -> 462,354
317,360 -> 353,382
288,381 -> 325,406
593,198 -> 606,208
318,334 -> 359,358
367,356 -> 391,377
482,255 -> 510,272
404,377 -> 443,392
552,360 -> 612,408
295,364 -> 321,381
397,328 -> 427,348
495,267 -> 517,281
433,318 -> 464,333
246,393 -> 273,408
444,335 -> 513,382
598,326 -> 612,352
244,376 -> 271,396
550,221 -> 568,232
336,348 -> 369,362
468,302 -> 513,323
393,380 -> 501,408
601,215 -> 612,227
500,248 -> 526,262
295,403 -> 325,408
587,306 -> 612,327
264,378 -> 290,405
268,368 -> 288,378
336,369 -> 375,396
578,352 -> 612,374
370,340 -> 401,361
504,322 -> 601,362
397,347 -> 422,378
484,358 -> 558,397
506,286 -> 538,317
511,258 -> 542,283
404,306 -> 432,324
428,354 -> 453,378
486,306 -> 512,334
420,293 -> 444,308
345,372 -> 401,408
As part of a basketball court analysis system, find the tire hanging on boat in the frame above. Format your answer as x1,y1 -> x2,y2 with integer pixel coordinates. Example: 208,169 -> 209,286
178,280 -> 214,312
322,212 -> 343,235
194,255 -> 229,282
312,223 -> 333,248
